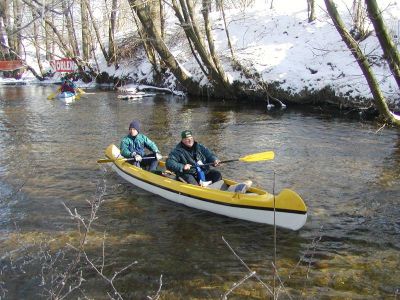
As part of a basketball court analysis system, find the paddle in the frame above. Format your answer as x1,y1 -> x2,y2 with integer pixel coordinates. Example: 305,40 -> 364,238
47,92 -> 57,100
77,87 -> 85,94
97,155 -> 166,164
202,151 -> 275,166
75,92 -> 82,100
98,151 -> 274,164
75,88 -> 96,99
47,87 -> 61,100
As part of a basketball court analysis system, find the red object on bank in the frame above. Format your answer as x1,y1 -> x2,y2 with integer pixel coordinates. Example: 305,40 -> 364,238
0,60 -> 24,71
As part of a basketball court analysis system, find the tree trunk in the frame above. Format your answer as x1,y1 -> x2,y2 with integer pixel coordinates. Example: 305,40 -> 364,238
324,0 -> 400,126
12,0 -> 22,59
83,0 -> 109,63
171,0 -> 208,76
148,0 -> 163,73
365,0 -> 400,90
171,0 -> 233,95
43,19 -> 71,57
201,0 -> 231,91
350,0 -> 370,40
0,0 -> 10,59
44,12 -> 54,61
128,0 -> 203,94
81,0 -> 90,61
219,0 -> 235,58
31,6 -> 44,75
308,0 -> 316,22
107,0 -> 118,65
159,0 -> 165,39
62,0 -> 80,57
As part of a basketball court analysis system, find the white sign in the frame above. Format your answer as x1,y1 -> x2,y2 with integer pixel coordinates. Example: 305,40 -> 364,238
51,59 -> 76,72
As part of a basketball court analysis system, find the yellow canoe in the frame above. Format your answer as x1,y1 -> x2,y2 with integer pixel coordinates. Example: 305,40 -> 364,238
103,144 -> 307,230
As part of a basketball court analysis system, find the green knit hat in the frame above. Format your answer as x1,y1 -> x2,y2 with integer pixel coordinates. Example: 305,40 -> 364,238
181,130 -> 193,139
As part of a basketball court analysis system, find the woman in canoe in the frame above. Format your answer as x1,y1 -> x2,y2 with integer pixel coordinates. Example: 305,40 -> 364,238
166,130 -> 221,185
120,120 -> 163,171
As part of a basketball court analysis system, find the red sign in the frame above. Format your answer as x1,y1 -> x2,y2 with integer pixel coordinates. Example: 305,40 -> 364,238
0,60 -> 24,71
51,59 -> 76,72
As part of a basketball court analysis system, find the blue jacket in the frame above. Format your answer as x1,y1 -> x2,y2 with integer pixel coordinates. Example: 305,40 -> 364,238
120,133 -> 159,158
166,141 -> 218,176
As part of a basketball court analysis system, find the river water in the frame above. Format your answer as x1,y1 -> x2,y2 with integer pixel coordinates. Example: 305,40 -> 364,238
0,85 -> 399,299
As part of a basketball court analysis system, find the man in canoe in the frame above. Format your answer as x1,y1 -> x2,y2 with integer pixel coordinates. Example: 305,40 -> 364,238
60,78 -> 76,94
120,120 -> 163,171
166,130 -> 221,185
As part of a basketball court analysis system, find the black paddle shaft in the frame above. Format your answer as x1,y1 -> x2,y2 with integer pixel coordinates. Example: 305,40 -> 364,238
201,159 -> 238,166
121,156 -> 156,162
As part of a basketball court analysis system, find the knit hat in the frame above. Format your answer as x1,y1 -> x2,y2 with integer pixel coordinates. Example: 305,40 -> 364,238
129,120 -> 141,131
181,130 -> 193,139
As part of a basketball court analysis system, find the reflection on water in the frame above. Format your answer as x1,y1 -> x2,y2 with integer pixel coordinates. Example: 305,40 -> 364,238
0,85 -> 399,298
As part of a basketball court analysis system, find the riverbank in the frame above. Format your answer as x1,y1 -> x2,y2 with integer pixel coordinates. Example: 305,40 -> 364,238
1,0 -> 400,114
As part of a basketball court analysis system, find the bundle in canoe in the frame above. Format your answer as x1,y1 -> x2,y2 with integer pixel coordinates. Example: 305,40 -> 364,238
100,144 -> 307,230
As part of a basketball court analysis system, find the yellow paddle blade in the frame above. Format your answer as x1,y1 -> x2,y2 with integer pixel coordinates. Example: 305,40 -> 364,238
47,92 -> 56,100
75,93 -> 81,100
47,87 -> 61,100
238,151 -> 275,162
77,88 -> 86,94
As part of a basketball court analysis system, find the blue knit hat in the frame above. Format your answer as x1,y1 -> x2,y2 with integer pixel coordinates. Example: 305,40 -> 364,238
129,120 -> 140,131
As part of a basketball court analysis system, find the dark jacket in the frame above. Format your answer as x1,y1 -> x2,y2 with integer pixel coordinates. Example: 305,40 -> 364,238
166,141 -> 218,176
120,133 -> 159,158
61,81 -> 76,93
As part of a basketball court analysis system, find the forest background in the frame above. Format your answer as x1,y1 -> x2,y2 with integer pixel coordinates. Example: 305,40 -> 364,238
1,0 -> 400,125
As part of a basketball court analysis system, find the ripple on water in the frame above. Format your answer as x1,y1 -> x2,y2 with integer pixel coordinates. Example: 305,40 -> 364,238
0,86 -> 399,298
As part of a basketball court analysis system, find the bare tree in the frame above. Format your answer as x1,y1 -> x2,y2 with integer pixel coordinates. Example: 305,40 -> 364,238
83,0 -> 109,63
170,0 -> 233,95
62,0 -> 80,57
30,1 -> 45,75
44,7 -> 55,62
129,0 -> 163,79
365,0 -> 400,90
349,0 -> 371,40
219,0 -> 235,58
202,0 -> 231,90
324,0 -> 400,125
0,0 -> 11,59
107,0 -> 118,64
308,0 -> 316,22
80,0 -> 90,61
12,0 -> 23,59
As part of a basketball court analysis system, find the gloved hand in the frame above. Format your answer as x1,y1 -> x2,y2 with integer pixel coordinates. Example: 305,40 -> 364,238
213,159 -> 221,167
156,152 -> 163,160
134,154 -> 142,162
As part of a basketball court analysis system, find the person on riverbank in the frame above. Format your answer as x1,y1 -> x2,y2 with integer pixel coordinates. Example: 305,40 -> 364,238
166,130 -> 221,185
120,120 -> 163,171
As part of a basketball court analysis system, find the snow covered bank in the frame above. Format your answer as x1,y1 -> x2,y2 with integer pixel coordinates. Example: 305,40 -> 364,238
1,0 -> 399,112
119,0 -> 400,110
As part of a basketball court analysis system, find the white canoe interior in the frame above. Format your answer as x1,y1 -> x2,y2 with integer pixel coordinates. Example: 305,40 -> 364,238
57,92 -> 75,104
